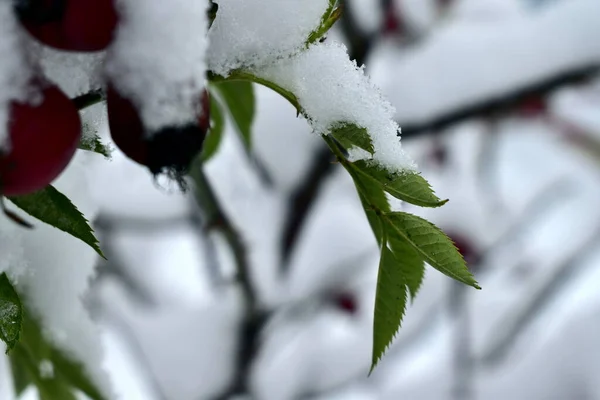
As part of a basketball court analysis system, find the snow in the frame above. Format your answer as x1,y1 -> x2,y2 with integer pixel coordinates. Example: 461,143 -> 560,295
12,151 -> 112,397
256,42 -> 416,172
370,0 -> 600,125
94,277 -> 240,400
0,1 -> 33,151
0,150 -> 112,399
105,0 -> 208,133
207,0 -> 329,76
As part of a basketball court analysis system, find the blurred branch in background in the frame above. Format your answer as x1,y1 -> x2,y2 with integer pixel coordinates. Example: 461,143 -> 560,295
449,280 -> 474,400
188,165 -> 268,399
480,223 -> 600,366
399,65 -> 599,138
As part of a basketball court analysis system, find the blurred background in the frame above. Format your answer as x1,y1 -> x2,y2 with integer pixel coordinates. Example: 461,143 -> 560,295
17,0 -> 600,399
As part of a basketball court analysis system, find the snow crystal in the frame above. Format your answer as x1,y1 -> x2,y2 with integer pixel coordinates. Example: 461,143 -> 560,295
207,0 -> 330,76
254,42 -> 416,172
105,0 -> 208,132
0,1 -> 33,151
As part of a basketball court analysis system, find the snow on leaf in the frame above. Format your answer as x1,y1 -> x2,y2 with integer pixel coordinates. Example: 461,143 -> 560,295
254,41 -> 416,173
353,161 -> 448,207
105,0 -> 208,132
207,0 -> 329,75
7,186 -> 105,259
212,80 -> 255,150
385,212 -> 480,289
78,133 -> 111,158
0,273 -> 22,352
331,124 -> 375,155
370,242 -> 408,374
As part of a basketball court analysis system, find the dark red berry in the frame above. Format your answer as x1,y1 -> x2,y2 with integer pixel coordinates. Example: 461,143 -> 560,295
448,232 -> 481,267
333,292 -> 358,315
15,0 -> 118,52
383,3 -> 405,36
517,94 -> 547,118
0,84 -> 81,196
107,85 -> 210,179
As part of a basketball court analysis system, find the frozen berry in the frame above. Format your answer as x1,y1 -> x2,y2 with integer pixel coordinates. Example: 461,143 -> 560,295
107,85 -> 210,180
15,0 -> 118,52
333,292 -> 358,315
0,84 -> 81,196
448,232 -> 481,268
517,94 -> 547,118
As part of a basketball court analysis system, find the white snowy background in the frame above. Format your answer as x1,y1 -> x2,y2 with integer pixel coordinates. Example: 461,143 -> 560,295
3,0 -> 600,399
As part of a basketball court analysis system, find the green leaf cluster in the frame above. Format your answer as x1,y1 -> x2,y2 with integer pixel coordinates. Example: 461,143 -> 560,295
0,274 -> 106,399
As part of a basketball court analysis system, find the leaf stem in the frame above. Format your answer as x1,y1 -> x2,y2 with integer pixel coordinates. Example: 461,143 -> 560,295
71,90 -> 105,111
208,70 -> 303,115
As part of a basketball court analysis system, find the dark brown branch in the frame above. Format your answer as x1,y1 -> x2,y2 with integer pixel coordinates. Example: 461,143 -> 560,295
188,165 -> 267,399
400,65 -> 600,137
280,147 -> 336,266
71,89 -> 105,111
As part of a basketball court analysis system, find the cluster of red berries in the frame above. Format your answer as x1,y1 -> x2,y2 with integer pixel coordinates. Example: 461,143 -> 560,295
1,0 -> 209,197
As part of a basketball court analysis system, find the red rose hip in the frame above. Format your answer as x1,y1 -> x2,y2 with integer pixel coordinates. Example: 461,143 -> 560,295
107,85 -> 210,179
14,0 -> 118,52
0,84 -> 82,196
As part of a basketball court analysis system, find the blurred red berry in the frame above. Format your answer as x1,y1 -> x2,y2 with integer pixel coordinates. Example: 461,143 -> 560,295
517,94 -> 547,118
333,292 -> 358,315
107,85 -> 210,178
382,2 -> 405,36
448,232 -> 481,267
15,0 -> 118,52
0,84 -> 81,196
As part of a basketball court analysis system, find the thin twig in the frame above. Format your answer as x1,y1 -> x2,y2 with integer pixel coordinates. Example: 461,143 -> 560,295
479,224 -> 600,366
71,89 -> 105,111
400,65 -> 599,137
280,146 -> 336,267
188,165 -> 265,399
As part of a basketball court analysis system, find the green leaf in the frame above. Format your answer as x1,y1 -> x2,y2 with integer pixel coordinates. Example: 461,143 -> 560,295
353,161 -> 447,208
351,171 -> 389,246
330,124 -> 374,155
78,133 -> 111,158
0,273 -> 22,352
208,70 -> 303,115
12,345 -> 77,400
360,194 -> 385,246
51,350 -> 105,400
7,186 -> 105,259
306,0 -> 341,45
12,311 -> 107,400
387,230 -> 426,302
10,350 -> 31,395
200,94 -> 225,163
370,241 -> 407,374
213,80 -> 255,150
385,212 -> 480,289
